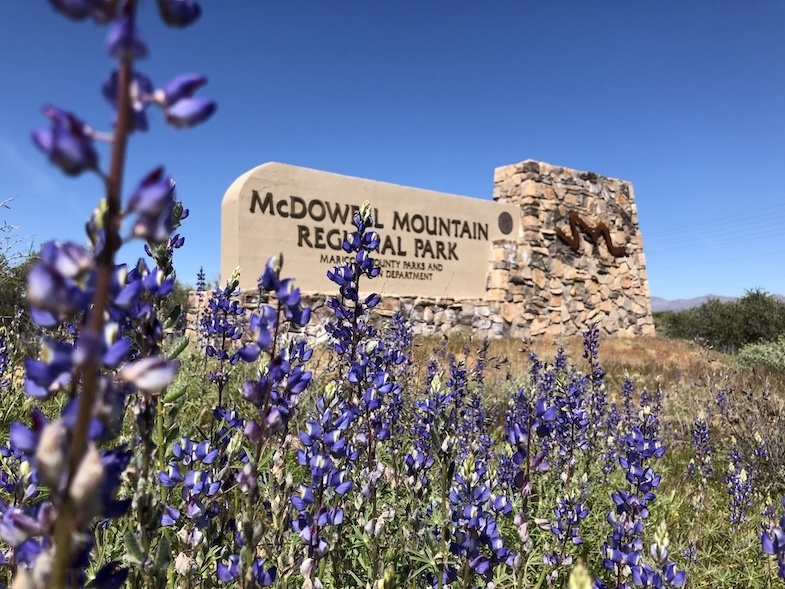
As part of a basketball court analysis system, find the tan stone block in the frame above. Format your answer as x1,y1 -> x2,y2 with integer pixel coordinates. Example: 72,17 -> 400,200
380,298 -> 400,313
541,185 -> 557,201
546,323 -> 563,337
522,180 -> 540,197
494,166 -> 512,183
539,162 -> 555,175
522,215 -> 539,228
486,289 -> 506,302
562,265 -> 577,281
642,324 -> 656,336
530,316 -> 549,336
532,268 -> 547,290
501,302 -> 519,323
550,311 -> 562,324
551,259 -> 564,276
490,248 -> 507,262
550,294 -> 563,307
600,299 -> 613,313
621,275 -> 634,290
488,269 -> 509,289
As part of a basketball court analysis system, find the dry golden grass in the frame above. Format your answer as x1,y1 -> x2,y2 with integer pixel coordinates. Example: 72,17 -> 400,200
411,333 -> 735,392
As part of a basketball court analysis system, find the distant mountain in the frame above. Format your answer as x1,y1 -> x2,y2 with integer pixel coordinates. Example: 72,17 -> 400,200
650,295 -> 737,313
651,293 -> 785,313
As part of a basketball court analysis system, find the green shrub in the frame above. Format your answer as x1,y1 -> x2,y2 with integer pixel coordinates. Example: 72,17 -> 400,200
738,335 -> 785,373
655,289 -> 785,352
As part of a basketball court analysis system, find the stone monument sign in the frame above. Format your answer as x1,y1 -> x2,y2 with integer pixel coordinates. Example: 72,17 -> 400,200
221,160 -> 655,339
221,162 -> 520,298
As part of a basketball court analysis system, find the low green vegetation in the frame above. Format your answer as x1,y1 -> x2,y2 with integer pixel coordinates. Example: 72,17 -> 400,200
654,289 -> 785,354
738,335 -> 785,373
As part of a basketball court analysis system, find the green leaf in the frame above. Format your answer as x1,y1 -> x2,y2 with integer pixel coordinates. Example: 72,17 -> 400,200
165,336 -> 189,360
124,531 -> 145,566
163,305 -> 183,331
163,383 -> 187,404
154,534 -> 172,572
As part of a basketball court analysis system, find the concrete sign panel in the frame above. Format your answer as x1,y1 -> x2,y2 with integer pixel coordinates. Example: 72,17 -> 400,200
222,163 -> 520,298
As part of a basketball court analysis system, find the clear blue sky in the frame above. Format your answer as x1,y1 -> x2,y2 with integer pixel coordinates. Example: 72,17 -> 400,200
1,2 -> 783,300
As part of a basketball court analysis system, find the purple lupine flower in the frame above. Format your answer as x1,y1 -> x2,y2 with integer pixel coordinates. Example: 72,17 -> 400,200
762,498 -> 785,579
102,70 -> 154,132
165,97 -> 216,128
106,10 -> 148,59
600,402 -> 678,588
32,106 -> 99,176
199,269 -> 247,405
49,0 -> 114,22
686,410 -> 712,508
725,441 -> 752,528
289,391 -> 356,584
18,1 -> 221,586
157,0 -> 202,27
446,460 -> 514,585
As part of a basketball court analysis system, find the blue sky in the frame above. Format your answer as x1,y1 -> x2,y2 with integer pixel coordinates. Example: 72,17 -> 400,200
1,2 -> 783,300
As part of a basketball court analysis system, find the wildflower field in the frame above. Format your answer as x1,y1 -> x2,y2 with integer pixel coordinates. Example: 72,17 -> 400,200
2,2 -> 785,588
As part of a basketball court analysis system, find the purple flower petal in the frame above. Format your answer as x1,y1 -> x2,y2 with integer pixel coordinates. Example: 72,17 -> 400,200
165,97 -> 216,128
120,357 -> 178,393
158,0 -> 201,27
159,73 -> 207,106
106,14 -> 147,59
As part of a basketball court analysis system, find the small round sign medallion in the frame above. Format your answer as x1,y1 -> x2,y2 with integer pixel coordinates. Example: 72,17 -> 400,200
498,212 -> 513,235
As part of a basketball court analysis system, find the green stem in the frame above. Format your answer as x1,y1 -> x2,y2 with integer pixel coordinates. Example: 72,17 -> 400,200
437,459 -> 449,589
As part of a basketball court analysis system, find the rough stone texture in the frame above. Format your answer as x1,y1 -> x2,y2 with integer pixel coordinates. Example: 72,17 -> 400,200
198,159 -> 654,341
489,159 -> 655,339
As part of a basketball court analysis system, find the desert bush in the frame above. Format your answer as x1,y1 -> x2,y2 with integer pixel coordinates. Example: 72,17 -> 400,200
655,289 -> 785,352
738,335 -> 785,373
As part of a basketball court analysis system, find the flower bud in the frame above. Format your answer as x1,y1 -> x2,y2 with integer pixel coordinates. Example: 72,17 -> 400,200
69,444 -> 105,508
31,547 -> 54,589
35,420 -> 68,489
300,558 -> 315,578
165,97 -> 216,129
568,561 -> 592,589
158,0 -> 202,27
175,552 -> 194,576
